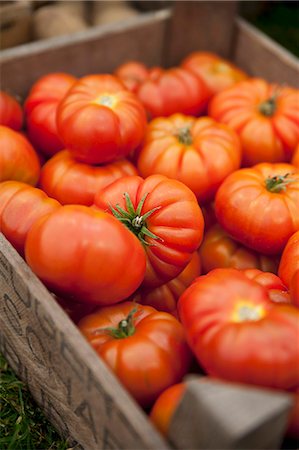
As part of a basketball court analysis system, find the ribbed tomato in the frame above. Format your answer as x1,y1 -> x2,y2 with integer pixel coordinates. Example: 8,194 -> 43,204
209,78 -> 299,166
137,115 -> 241,203
279,231 -> 299,306
291,143 -> 299,168
0,91 -> 23,130
93,174 -> 204,288
78,302 -> 191,408
39,150 -> 137,206
243,268 -> 290,305
150,383 -> 185,436
114,61 -> 151,92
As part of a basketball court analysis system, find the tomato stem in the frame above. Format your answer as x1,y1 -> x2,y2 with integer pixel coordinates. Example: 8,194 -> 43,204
265,173 -> 296,193
108,308 -> 137,339
259,86 -> 282,117
177,127 -> 193,146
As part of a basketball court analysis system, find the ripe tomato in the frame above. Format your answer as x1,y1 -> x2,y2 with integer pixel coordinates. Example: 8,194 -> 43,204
93,174 -> 204,288
181,51 -> 247,97
0,126 -> 40,185
137,67 -> 209,119
56,74 -> 147,164
137,115 -> 241,203
25,205 -> 146,305
150,383 -> 185,436
292,143 -> 299,168
0,181 -> 60,256
209,78 -> 299,166
215,163 -> 299,255
178,268 -> 299,390
114,61 -> 150,92
0,91 -> 23,130
133,252 -> 201,316
243,268 -> 290,304
199,224 -> 279,274
24,73 -> 77,157
39,150 -> 138,206
279,231 -> 299,307
78,302 -> 191,407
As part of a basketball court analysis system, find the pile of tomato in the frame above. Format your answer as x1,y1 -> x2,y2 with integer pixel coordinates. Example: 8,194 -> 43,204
0,51 -> 299,443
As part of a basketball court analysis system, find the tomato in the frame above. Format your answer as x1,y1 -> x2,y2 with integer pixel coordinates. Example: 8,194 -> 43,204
0,91 -> 23,130
137,67 -> 209,119
209,78 -> 299,166
93,174 -> 204,288
199,224 -> 279,274
78,302 -> 191,407
0,126 -> 40,185
292,143 -> 299,168
279,231 -> 299,306
56,74 -> 147,164
243,268 -> 290,305
0,181 -> 60,256
24,73 -> 76,157
133,252 -> 201,316
181,52 -> 247,97
25,205 -> 146,305
39,150 -> 138,206
150,383 -> 185,436
114,61 -> 150,92
215,163 -> 299,255
178,268 -> 299,390
137,115 -> 241,203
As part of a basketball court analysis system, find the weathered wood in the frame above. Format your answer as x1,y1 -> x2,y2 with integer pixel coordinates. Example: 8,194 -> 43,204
169,378 -> 293,450
164,1 -> 238,67
233,18 -> 299,87
0,234 -> 169,450
0,1 -> 32,50
0,9 -> 171,99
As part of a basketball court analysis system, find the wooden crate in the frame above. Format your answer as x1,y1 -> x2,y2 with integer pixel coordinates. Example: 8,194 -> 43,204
0,1 -> 32,50
0,2 -> 298,449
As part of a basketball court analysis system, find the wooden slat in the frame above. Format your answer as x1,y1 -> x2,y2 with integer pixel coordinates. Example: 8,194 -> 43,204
0,9 -> 171,99
233,18 -> 299,87
0,234 -> 169,450
164,1 -> 238,67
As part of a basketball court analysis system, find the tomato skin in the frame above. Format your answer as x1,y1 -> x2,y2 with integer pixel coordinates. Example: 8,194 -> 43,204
182,52 -> 247,97
25,73 -> 76,157
243,268 -> 290,305
93,174 -> 204,288
178,268 -> 299,390
209,78 -> 299,166
292,144 -> 299,168
137,115 -> 241,203
56,74 -> 147,165
199,224 -> 279,274
0,91 -> 23,130
25,205 -> 146,305
78,302 -> 191,408
133,252 -> 201,316
0,181 -> 60,256
114,61 -> 150,92
39,150 -> 138,206
215,163 -> 299,255
279,231 -> 299,307
0,126 -> 40,185
137,67 -> 209,119
150,383 -> 185,436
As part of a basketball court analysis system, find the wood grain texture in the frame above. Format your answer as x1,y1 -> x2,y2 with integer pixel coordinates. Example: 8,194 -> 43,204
233,18 -> 299,87
0,234 -> 169,450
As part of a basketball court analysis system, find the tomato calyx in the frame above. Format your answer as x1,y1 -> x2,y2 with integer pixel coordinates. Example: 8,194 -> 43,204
265,173 -> 296,193
177,127 -> 193,146
110,192 -> 162,246
93,308 -> 138,339
259,88 -> 281,117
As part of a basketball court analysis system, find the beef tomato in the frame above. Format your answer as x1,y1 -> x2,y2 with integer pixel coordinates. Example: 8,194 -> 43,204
279,231 -> 299,307
0,91 -> 23,130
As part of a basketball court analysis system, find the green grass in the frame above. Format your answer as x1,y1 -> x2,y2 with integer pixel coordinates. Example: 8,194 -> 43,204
0,353 -> 68,450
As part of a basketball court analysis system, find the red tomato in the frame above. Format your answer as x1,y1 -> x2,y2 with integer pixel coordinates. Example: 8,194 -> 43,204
290,271 -> 299,307
215,163 -> 299,255
292,143 -> 299,168
0,181 -> 60,256
25,205 -> 146,305
199,224 -> 279,274
178,268 -> 299,390
114,61 -> 150,92
137,115 -> 241,203
133,252 -> 201,316
150,383 -> 185,436
0,91 -> 23,130
56,74 -> 147,164
25,73 -> 76,157
93,174 -> 204,288
209,79 -> 299,166
0,126 -> 40,185
137,67 -> 209,119
182,52 -> 247,97
78,302 -> 191,407
39,150 -> 138,206
243,268 -> 290,305
279,231 -> 299,307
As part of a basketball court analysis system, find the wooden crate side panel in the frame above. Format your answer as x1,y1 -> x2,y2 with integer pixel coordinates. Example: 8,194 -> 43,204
0,235 -> 169,450
233,19 -> 299,87
0,10 -> 170,99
